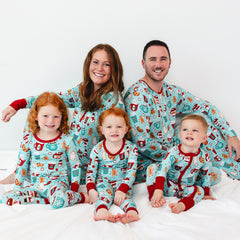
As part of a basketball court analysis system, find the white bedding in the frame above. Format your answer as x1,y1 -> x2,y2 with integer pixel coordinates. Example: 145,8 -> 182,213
0,151 -> 240,240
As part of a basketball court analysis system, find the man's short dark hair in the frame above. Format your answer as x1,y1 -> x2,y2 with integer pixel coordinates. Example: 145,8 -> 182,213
143,40 -> 171,60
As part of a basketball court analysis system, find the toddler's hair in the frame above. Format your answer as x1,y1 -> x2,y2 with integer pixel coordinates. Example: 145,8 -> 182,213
98,107 -> 131,141
180,114 -> 208,133
27,92 -> 69,134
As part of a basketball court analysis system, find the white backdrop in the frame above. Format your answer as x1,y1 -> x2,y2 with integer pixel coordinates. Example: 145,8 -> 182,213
0,0 -> 239,151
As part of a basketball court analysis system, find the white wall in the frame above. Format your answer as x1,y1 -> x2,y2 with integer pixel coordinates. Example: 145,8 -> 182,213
0,0 -> 239,150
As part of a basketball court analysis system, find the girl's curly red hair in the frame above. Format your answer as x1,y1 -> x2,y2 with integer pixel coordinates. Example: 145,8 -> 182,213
97,107 -> 131,141
27,92 -> 69,134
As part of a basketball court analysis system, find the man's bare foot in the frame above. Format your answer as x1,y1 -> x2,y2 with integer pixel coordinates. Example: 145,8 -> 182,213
0,173 -> 15,185
121,210 -> 140,224
94,208 -> 117,223
169,202 -> 185,214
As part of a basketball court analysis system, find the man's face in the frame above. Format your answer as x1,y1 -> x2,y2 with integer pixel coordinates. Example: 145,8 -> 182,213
142,45 -> 171,83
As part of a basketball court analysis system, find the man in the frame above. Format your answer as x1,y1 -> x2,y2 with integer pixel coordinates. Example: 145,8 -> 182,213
124,40 -> 240,183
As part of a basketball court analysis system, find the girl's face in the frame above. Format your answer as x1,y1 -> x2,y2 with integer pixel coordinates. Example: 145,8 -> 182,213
36,105 -> 62,134
89,50 -> 112,91
100,114 -> 128,144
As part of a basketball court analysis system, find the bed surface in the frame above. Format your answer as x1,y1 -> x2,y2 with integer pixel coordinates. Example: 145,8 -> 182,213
0,151 -> 240,240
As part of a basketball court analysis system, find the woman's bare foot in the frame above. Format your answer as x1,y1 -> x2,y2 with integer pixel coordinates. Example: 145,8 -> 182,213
121,210 -> 140,224
0,173 -> 15,184
82,192 -> 90,203
94,208 -> 117,223
169,202 -> 185,214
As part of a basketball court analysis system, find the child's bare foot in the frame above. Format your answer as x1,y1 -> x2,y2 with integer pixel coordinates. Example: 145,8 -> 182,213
94,208 -> 117,223
0,173 -> 15,184
120,210 -> 140,224
83,192 -> 90,203
169,202 -> 185,214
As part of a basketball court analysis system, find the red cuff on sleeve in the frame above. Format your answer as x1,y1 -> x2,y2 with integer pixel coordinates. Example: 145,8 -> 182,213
118,183 -> 130,193
70,183 -> 79,192
86,182 -> 96,192
155,176 -> 165,190
10,99 -> 27,111
203,187 -> 210,196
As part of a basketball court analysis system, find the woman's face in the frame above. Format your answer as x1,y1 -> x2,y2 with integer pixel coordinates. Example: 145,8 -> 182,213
89,50 -> 112,91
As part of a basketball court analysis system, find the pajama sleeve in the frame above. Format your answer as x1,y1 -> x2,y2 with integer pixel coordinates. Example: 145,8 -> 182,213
125,89 -> 171,162
14,140 -> 31,190
174,85 -> 236,138
100,91 -> 125,111
155,150 -> 175,190
9,85 -> 80,111
86,145 -> 99,192
118,144 -> 138,193
65,137 -> 81,192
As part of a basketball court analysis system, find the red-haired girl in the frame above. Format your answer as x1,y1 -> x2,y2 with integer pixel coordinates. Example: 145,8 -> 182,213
86,108 -> 139,224
1,92 -> 89,208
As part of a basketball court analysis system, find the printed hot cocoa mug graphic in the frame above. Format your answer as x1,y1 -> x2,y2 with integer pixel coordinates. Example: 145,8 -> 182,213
48,162 -> 56,170
18,155 -> 26,166
137,136 -> 146,147
53,152 -> 63,159
46,142 -> 58,151
34,142 -> 44,151
130,100 -> 138,111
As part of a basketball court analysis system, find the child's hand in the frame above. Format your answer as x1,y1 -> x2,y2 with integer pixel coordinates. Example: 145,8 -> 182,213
151,189 -> 166,208
89,189 -> 98,204
114,190 -> 126,206
203,195 -> 216,200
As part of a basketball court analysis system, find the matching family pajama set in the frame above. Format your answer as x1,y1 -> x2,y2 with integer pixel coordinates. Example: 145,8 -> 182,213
86,139 -> 138,213
147,145 -> 213,210
0,132 -> 84,209
124,80 -> 238,183
10,85 -> 125,183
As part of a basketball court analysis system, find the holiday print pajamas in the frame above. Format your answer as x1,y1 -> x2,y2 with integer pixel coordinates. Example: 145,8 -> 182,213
86,139 -> 138,213
124,80 -> 238,182
1,132 -> 84,209
146,145 -> 215,210
10,86 -> 125,183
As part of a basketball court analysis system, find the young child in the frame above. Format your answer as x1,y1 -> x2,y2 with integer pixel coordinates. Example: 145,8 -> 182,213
86,107 -> 140,223
0,92 -> 89,208
146,114 -> 216,214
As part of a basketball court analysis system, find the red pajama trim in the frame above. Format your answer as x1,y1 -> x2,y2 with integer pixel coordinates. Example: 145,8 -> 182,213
147,184 -> 155,201
10,99 -> 27,111
96,204 -> 108,212
155,176 -> 165,190
126,207 -> 139,214
70,183 -> 79,192
118,183 -> 129,193
86,182 -> 96,192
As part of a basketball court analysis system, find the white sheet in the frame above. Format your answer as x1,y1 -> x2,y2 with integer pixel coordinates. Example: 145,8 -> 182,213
0,151 -> 240,240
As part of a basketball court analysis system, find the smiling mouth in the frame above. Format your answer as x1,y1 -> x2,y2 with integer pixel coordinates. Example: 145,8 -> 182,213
94,72 -> 105,77
154,69 -> 162,73
186,137 -> 194,140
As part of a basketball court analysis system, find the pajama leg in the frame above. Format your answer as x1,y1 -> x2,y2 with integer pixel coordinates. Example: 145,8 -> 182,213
47,181 -> 85,209
146,163 -> 161,200
178,185 -> 204,211
95,180 -> 114,212
198,116 -> 239,180
120,188 -> 138,213
0,186 -> 49,205
136,157 -> 156,183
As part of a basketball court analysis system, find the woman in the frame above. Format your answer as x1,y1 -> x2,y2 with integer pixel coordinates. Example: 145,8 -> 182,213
1,44 -> 125,184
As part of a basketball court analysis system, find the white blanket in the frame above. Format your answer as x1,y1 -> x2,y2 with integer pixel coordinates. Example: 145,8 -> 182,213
0,151 -> 240,240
